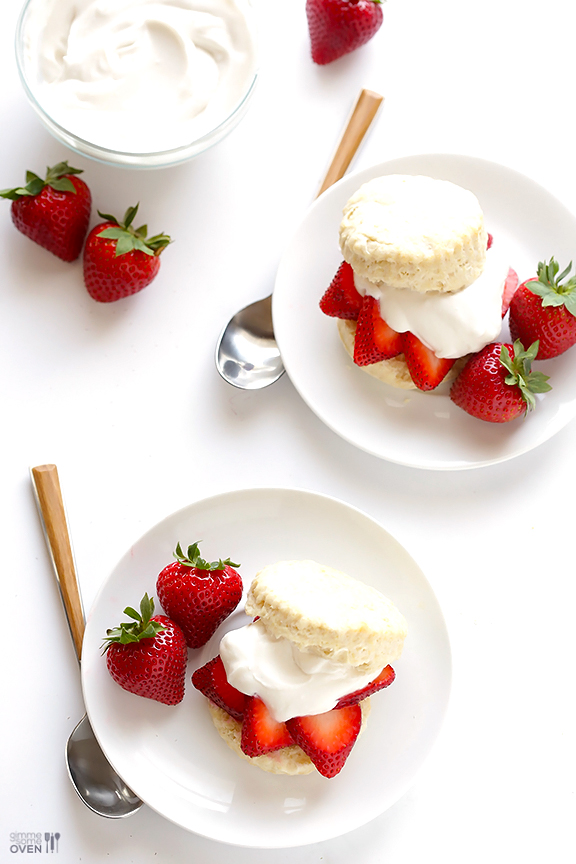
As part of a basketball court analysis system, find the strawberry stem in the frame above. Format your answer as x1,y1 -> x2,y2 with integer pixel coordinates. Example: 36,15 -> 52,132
96,203 -> 171,258
173,541 -> 240,571
101,593 -> 165,651
0,161 -> 83,200
500,340 -> 552,414
528,257 -> 576,317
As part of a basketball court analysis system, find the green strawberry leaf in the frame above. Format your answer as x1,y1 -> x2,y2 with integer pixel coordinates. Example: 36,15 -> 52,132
101,592 -> 165,652
174,541 -> 240,571
95,203 -> 171,257
26,171 -> 42,185
46,161 -> 84,180
500,340 -> 552,415
96,210 -> 120,225
123,204 -> 139,229
0,162 -> 82,200
47,177 -> 77,194
146,233 -> 172,252
528,257 -> 576,317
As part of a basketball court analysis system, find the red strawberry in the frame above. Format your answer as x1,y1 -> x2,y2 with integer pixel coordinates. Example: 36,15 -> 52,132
501,267 -> 519,317
241,696 -> 294,757
102,593 -> 187,705
353,295 -> 403,365
487,233 -> 493,249
83,204 -> 171,302
191,655 -> 247,721
335,664 -> 395,708
509,258 -> 576,358
450,340 -> 551,423
401,331 -> 456,391
319,260 -> 363,320
286,704 -> 362,778
1,161 -> 91,261
157,542 -> 242,649
306,0 -> 383,65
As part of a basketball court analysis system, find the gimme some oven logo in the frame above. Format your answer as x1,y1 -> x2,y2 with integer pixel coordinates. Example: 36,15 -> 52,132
9,833 -> 61,854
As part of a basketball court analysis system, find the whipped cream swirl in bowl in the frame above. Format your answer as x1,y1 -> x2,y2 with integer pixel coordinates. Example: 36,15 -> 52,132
16,0 -> 259,167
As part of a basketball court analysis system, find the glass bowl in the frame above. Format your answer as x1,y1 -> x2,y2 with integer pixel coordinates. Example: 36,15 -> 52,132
15,0 -> 259,169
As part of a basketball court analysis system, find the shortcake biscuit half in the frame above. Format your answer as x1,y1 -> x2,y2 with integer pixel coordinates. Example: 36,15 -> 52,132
207,698 -> 371,775
244,560 -> 407,674
339,174 -> 487,294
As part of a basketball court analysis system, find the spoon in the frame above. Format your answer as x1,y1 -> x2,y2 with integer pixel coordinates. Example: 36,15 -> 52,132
215,87 -> 384,389
31,463 -> 143,818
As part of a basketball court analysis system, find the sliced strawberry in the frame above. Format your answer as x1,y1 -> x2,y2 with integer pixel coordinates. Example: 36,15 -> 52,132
353,295 -> 403,366
191,655 -> 247,722
501,267 -> 519,317
335,665 -> 395,709
401,331 -> 456,391
319,260 -> 363,320
286,704 -> 362,778
240,696 -> 294,757
487,233 -> 493,249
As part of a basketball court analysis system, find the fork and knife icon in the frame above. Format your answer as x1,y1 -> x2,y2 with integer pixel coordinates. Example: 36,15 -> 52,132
44,832 -> 60,853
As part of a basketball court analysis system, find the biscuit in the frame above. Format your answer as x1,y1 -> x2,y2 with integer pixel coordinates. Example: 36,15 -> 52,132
244,560 -> 407,674
337,319 -> 465,390
207,698 -> 371,775
339,174 -> 487,294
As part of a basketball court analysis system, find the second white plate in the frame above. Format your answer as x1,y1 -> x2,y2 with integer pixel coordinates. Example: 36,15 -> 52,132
273,154 -> 576,469
81,488 -> 450,847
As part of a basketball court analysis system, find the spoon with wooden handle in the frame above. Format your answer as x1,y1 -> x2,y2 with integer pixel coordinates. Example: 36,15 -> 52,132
215,88 -> 384,390
31,464 -> 142,818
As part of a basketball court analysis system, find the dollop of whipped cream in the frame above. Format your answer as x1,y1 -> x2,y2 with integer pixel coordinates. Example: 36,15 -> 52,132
220,619 -> 376,723
355,248 -> 510,359
22,0 -> 257,153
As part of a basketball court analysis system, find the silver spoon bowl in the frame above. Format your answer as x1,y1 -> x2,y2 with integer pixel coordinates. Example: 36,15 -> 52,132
216,89 -> 383,390
31,463 -> 143,819
216,295 -> 284,389
66,714 -> 142,818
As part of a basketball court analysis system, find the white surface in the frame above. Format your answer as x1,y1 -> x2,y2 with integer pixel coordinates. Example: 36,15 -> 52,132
274,154 -> 576,469
82,488 -> 450,847
1,0 -> 575,861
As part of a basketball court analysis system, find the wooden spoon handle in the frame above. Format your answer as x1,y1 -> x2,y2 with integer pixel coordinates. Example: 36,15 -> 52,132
316,88 -> 384,198
31,464 -> 85,662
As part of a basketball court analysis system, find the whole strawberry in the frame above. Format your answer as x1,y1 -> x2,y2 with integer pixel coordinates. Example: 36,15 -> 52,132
306,0 -> 383,65
450,340 -> 551,423
0,161 -> 91,261
83,204 -> 171,302
102,593 -> 187,705
157,542 -> 242,649
509,258 -> 576,358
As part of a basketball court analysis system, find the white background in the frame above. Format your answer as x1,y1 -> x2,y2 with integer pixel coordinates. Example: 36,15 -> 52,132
1,0 -> 575,861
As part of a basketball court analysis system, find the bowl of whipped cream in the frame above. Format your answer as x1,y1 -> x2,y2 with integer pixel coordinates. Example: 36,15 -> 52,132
15,0 -> 259,168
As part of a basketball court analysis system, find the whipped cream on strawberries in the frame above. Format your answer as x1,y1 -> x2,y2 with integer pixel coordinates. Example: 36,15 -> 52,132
355,247 -> 510,359
220,619 -> 377,722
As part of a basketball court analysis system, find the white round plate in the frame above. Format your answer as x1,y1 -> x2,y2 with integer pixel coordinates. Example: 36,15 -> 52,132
82,488 -> 451,848
273,153 -> 576,470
